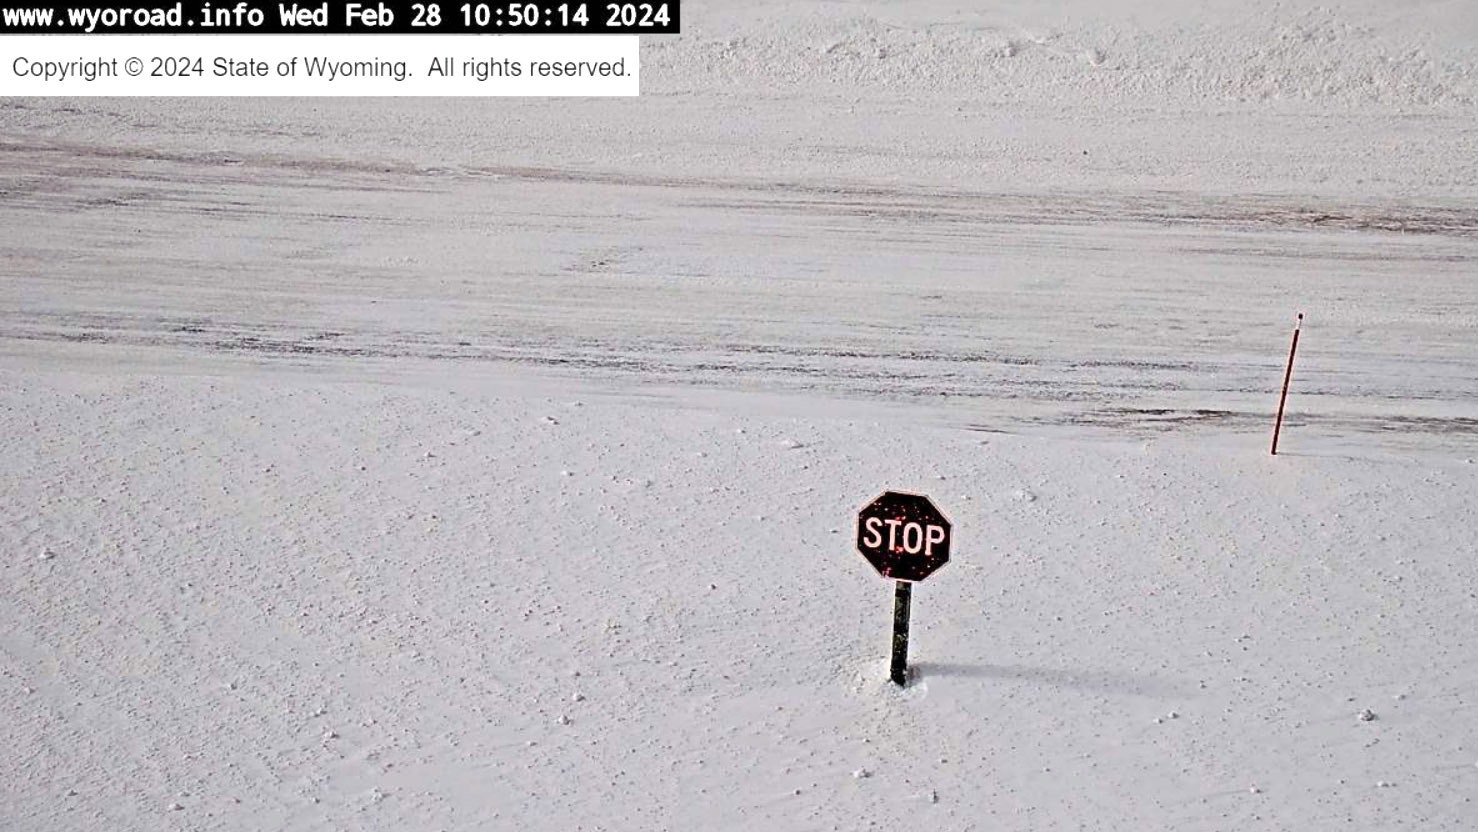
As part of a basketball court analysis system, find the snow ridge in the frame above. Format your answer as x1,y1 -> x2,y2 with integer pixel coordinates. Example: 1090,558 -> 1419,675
652,3 -> 1478,106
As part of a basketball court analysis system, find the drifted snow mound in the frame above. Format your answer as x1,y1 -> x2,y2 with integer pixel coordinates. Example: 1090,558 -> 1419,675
652,0 -> 1478,106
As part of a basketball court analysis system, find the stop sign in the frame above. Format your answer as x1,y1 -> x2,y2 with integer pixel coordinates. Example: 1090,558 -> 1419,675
856,491 -> 952,582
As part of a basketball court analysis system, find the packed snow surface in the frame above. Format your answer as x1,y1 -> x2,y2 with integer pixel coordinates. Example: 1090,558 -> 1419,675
3,1 -> 1477,830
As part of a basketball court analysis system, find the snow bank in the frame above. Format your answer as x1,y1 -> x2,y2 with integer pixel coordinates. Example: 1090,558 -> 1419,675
661,0 -> 1478,107
3,1 -> 1476,195
2,371 -> 1476,829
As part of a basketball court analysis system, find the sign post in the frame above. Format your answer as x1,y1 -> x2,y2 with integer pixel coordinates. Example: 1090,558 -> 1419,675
890,581 -> 912,686
856,491 -> 952,686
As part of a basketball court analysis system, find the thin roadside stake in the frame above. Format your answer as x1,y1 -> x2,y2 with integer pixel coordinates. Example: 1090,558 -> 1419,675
1271,312 -> 1303,455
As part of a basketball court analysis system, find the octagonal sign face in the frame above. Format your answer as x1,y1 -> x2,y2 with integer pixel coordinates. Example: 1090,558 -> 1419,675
856,491 -> 951,582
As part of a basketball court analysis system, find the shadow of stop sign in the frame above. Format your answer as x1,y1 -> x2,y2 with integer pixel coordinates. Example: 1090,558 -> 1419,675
856,491 -> 951,582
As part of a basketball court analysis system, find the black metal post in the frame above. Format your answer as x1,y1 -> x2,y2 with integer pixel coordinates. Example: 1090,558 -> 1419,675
890,580 -> 912,686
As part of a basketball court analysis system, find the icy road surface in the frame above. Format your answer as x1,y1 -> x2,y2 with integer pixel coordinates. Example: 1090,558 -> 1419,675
2,136 -> 1475,443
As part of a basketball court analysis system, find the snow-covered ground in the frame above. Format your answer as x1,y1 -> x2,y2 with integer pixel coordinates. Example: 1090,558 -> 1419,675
3,1 -> 1477,829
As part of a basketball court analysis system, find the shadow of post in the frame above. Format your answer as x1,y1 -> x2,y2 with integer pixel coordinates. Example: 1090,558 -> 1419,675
913,661 -> 1195,699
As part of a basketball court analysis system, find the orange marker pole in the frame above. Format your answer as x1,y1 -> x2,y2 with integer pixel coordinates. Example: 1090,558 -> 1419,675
1271,313 -> 1303,456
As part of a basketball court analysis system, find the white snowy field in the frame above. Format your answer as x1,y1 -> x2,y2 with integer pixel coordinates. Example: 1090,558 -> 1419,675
2,372 -> 1476,830
4,0 -> 1478,830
